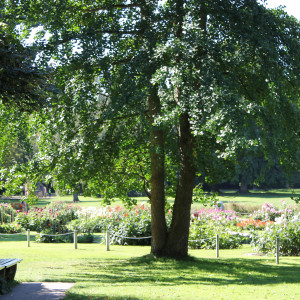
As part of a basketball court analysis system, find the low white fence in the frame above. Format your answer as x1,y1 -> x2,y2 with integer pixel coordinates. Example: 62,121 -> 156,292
104,231 -> 281,264
0,230 -> 281,264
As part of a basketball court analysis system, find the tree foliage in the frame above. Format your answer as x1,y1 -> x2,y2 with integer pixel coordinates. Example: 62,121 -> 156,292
0,20 -> 53,111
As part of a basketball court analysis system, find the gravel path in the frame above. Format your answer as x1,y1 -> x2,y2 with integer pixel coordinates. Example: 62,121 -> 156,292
1,282 -> 75,300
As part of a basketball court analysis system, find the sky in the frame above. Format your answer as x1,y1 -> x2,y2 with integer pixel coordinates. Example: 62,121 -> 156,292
264,0 -> 300,19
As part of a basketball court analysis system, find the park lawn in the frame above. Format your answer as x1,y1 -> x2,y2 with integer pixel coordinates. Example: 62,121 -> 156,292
217,188 -> 300,208
0,235 -> 299,299
51,195 -> 151,208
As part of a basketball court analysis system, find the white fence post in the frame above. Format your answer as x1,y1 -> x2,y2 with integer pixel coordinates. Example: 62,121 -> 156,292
216,234 -> 219,258
106,231 -> 110,251
276,237 -> 279,264
27,229 -> 30,247
74,230 -> 78,249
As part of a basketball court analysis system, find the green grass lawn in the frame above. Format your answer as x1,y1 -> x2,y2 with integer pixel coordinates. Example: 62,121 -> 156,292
217,188 -> 300,207
0,234 -> 299,299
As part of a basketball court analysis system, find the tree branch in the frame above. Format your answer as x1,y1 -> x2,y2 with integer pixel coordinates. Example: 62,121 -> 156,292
49,30 -> 141,47
81,4 -> 140,13
139,165 -> 151,200
99,30 -> 141,35
111,56 -> 134,65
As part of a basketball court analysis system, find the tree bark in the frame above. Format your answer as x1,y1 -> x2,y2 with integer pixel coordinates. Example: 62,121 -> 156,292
166,112 -> 196,257
138,1 -> 168,256
148,87 -> 168,255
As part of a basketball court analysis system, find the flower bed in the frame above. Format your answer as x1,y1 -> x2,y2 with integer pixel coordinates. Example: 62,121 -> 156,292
251,212 -> 300,256
0,199 -> 298,254
14,201 -> 80,232
236,218 -> 273,230
0,203 -> 18,224
250,200 -> 296,222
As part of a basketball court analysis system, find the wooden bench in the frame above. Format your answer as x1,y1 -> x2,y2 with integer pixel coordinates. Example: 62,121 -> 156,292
0,259 -> 22,282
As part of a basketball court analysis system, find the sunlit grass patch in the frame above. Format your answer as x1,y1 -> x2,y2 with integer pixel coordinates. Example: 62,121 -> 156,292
0,237 -> 299,299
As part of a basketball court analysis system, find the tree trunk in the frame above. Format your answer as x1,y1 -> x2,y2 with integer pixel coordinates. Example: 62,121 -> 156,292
73,193 -> 80,202
239,180 -> 249,194
165,113 -> 196,257
159,0 -> 196,258
148,87 -> 168,255
211,184 -> 220,193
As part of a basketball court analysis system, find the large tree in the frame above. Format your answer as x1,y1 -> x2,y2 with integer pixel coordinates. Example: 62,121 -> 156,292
3,0 -> 300,257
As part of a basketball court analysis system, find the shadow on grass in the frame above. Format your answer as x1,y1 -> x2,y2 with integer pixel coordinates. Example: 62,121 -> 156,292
65,293 -> 140,300
56,254 -> 300,291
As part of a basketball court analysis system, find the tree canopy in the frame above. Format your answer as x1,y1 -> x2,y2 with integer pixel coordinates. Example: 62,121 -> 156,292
1,0 -> 300,257
0,21 -> 54,111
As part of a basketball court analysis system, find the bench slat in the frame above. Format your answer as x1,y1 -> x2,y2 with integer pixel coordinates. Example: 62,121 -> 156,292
0,258 -> 22,268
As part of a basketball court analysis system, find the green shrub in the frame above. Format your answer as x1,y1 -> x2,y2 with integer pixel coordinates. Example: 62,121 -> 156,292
189,219 -> 244,249
35,230 -> 94,243
78,233 -> 94,243
35,224 -> 73,243
68,217 -> 105,233
108,204 -> 153,246
0,223 -> 24,234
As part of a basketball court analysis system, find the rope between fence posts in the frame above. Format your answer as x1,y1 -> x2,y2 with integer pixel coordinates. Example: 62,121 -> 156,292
110,233 -> 152,240
40,232 -> 74,237
188,237 -> 215,242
